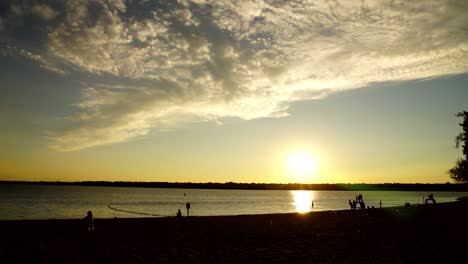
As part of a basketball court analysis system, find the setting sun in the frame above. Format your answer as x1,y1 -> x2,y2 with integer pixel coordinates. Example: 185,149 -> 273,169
287,151 -> 317,181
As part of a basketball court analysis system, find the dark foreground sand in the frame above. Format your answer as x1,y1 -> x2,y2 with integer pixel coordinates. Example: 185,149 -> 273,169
2,200 -> 468,264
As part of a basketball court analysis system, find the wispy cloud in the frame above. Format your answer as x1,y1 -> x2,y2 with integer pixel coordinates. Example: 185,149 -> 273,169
1,0 -> 467,151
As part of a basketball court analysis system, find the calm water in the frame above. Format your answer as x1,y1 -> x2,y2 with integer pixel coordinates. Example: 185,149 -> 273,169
1,184 -> 467,220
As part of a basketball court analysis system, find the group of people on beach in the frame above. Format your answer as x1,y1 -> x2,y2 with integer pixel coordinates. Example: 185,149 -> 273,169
347,193 -> 437,211
348,194 -> 366,210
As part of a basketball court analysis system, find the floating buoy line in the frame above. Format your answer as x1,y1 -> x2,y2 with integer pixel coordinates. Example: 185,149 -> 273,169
107,204 -> 167,217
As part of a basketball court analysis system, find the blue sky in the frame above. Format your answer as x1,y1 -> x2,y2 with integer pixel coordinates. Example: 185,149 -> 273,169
1,0 -> 467,183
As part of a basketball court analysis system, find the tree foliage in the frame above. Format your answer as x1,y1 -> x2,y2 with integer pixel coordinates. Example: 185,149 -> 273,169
449,111 -> 468,183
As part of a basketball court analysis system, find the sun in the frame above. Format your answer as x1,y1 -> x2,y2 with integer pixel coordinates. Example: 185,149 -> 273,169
287,151 -> 317,181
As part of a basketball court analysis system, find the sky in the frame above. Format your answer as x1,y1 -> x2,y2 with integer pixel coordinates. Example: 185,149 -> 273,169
0,0 -> 467,183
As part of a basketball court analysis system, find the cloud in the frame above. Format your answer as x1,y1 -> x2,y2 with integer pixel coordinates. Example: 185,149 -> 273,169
31,3 -> 57,20
1,0 -> 467,150
6,2 -> 57,21
0,44 -> 65,74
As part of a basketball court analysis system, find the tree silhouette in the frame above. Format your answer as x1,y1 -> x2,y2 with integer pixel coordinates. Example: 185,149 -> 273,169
449,111 -> 468,182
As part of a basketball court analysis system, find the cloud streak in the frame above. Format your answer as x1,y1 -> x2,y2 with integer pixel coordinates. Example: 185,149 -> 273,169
1,0 -> 467,150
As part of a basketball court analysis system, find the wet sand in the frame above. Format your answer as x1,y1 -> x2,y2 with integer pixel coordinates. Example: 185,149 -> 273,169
2,199 -> 468,263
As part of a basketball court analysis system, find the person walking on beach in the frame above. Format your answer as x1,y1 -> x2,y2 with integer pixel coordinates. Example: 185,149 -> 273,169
84,211 -> 94,231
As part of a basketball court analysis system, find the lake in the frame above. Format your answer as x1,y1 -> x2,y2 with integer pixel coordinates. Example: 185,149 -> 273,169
1,184 -> 467,220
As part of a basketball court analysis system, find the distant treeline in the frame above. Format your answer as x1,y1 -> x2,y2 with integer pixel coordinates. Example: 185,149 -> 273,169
2,181 -> 468,192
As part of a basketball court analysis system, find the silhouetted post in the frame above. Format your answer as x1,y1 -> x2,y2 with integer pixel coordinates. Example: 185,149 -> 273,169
379,200 -> 382,208
186,202 -> 190,217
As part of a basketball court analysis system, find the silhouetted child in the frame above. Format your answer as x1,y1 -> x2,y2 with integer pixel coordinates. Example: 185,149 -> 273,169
84,211 -> 94,231
177,209 -> 182,218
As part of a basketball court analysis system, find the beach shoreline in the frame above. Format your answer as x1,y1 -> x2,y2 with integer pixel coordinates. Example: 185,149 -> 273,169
2,199 -> 468,263
0,197 -> 463,222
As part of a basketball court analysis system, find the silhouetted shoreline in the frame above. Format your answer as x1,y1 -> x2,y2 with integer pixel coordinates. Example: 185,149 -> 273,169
2,180 -> 468,191
2,199 -> 468,263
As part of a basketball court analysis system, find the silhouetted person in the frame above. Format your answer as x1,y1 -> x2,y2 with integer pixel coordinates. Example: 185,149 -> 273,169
186,202 -> 191,216
357,194 -> 363,202
177,209 -> 182,218
380,200 -> 382,208
425,193 -> 436,204
84,211 -> 94,231
311,201 -> 314,208
352,200 -> 357,210
349,200 -> 353,210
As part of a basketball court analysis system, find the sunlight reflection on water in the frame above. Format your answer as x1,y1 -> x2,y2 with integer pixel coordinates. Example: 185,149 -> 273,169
291,190 -> 314,213
1,184 -> 467,219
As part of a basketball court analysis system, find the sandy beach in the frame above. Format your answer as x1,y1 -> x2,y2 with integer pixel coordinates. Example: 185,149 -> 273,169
1,199 -> 468,263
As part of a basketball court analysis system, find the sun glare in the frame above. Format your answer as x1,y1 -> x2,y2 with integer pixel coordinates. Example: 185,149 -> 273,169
287,151 -> 317,181
291,190 -> 313,213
